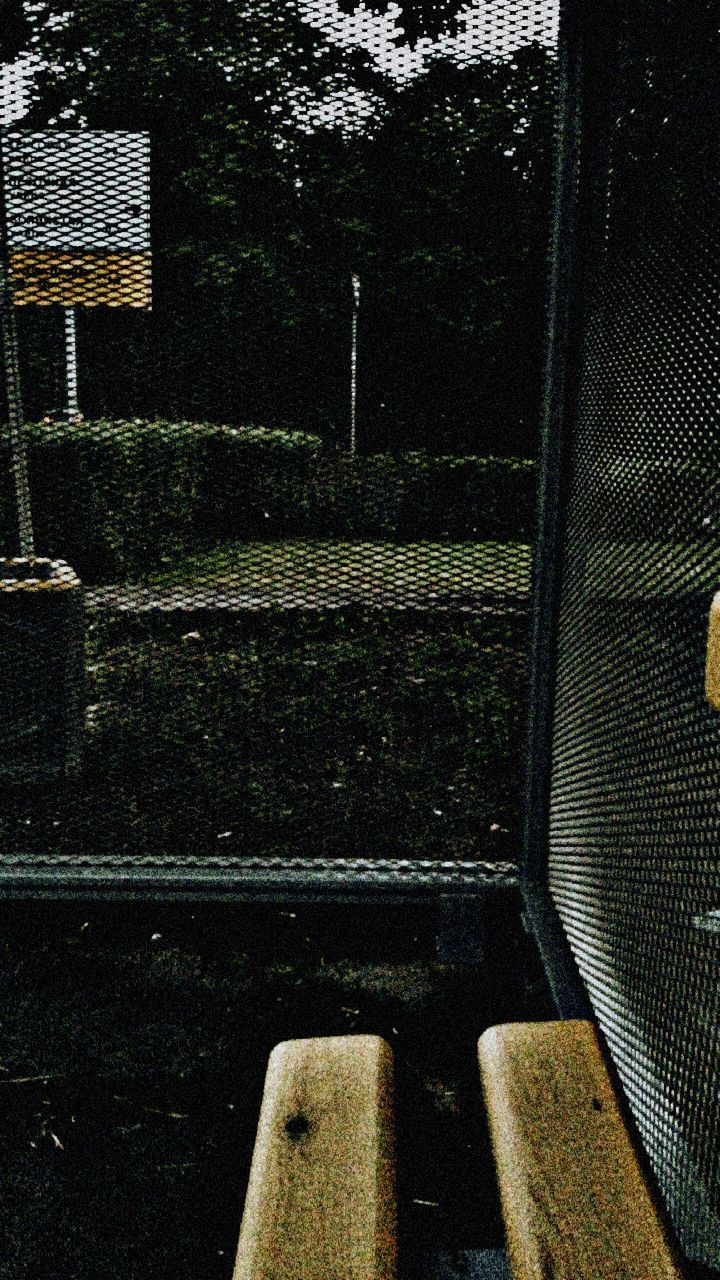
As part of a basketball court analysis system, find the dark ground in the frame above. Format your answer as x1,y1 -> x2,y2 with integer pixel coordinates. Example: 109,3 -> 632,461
2,607 -> 527,865
0,897 -> 554,1280
0,596 -> 536,1277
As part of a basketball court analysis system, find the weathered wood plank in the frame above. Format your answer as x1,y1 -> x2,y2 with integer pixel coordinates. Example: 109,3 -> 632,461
706,591 -> 720,708
478,1020 -> 682,1280
233,1034 -> 396,1280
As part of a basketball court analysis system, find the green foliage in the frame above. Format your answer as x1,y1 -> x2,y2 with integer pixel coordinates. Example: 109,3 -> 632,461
148,540 -> 531,602
0,0 -> 30,62
16,3 -> 555,455
0,419 -> 323,579
293,451 -> 537,539
0,420 -> 536,582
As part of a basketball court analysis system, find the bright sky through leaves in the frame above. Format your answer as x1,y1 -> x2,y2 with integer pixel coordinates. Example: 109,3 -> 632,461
299,0 -> 558,81
2,0 -> 558,128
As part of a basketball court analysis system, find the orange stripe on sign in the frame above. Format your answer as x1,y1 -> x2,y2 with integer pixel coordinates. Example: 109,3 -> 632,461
9,251 -> 152,308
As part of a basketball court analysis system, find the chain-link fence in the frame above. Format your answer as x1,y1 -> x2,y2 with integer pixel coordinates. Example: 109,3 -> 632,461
0,0 -> 558,884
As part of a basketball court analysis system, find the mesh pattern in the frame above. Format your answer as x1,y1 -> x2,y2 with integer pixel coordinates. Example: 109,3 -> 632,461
547,0 -> 720,1265
0,853 -> 518,896
5,131 -> 151,306
86,542 -> 531,613
1,1 -> 556,881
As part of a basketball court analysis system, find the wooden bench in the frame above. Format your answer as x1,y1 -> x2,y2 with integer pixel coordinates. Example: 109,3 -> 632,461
478,1020 -> 682,1280
234,1021 -> 684,1279
233,1034 -> 396,1280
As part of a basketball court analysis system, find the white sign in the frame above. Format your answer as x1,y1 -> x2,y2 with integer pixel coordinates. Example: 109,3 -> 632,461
4,130 -> 150,251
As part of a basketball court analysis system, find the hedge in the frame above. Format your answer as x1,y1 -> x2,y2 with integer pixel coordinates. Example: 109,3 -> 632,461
592,457 -> 719,537
0,419 -> 537,584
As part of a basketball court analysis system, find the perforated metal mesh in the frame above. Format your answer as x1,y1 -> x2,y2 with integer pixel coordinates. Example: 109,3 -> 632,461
0,0 -> 556,883
545,0 -> 720,1265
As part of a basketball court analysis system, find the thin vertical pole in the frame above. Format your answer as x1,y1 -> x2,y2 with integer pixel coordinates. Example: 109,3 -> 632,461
64,305 -> 79,419
350,272 -> 360,458
0,130 -> 34,556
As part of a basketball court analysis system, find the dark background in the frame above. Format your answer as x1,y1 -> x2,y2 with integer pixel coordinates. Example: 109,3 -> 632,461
0,3 -> 556,1272
12,0 -> 555,456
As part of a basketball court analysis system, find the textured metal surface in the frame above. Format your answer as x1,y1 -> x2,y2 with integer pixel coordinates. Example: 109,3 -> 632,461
0,1 -> 555,884
0,854 -> 518,898
539,0 -> 720,1267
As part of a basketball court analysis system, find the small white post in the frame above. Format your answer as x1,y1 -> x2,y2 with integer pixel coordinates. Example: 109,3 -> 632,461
64,305 -> 80,420
350,272 -> 360,458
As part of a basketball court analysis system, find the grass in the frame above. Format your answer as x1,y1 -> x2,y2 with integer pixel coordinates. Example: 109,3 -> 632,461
0,607 -> 528,864
145,539 -> 532,605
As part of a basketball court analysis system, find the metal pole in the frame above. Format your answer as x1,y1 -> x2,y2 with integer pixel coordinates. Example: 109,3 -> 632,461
522,0 -> 624,1020
64,305 -> 79,420
0,129 -> 34,556
350,272 -> 360,458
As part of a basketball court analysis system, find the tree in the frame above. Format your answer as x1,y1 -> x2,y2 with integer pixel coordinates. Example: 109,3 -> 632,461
0,0 -> 30,64
17,0 -> 555,455
307,40 -> 555,452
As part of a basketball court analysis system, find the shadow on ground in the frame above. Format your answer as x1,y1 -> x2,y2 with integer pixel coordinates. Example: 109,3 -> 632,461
0,898 -> 553,1279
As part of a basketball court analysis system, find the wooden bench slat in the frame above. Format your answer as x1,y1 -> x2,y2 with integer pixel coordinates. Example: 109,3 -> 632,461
478,1020 -> 681,1280
706,591 -> 720,708
233,1034 -> 396,1280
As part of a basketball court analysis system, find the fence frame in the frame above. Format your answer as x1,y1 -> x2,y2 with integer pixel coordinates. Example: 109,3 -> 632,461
521,0 -> 625,1020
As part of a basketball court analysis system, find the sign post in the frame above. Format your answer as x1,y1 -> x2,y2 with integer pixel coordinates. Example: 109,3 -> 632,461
4,130 -> 151,309
4,128 -> 151,421
0,130 -> 151,783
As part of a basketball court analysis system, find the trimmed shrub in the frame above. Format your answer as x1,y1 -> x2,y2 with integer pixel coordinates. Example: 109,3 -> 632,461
0,420 -> 536,584
0,420 -> 323,582
290,452 -> 537,540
